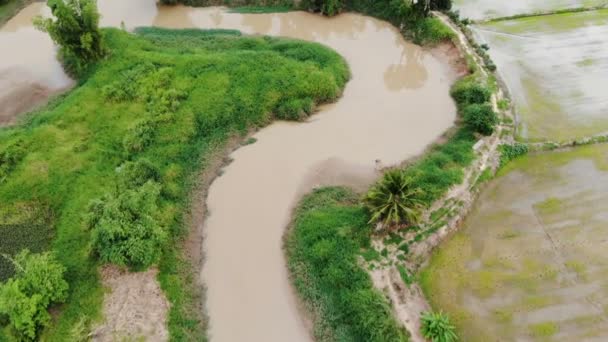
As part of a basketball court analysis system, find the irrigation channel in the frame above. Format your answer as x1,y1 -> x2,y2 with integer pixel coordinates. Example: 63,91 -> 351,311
1,1 -> 462,341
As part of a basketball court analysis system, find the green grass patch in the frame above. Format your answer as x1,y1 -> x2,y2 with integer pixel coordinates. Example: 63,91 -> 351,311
0,27 -> 348,340
286,187 -> 409,342
529,322 -> 558,338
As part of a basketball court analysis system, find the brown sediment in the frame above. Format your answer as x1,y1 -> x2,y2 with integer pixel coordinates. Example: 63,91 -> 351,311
93,265 -> 170,342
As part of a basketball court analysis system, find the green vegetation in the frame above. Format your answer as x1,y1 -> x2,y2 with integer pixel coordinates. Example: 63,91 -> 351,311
0,251 -> 68,340
364,170 -> 423,229
498,143 -> 529,168
462,103 -> 497,135
286,187 -> 409,341
420,311 -> 458,342
34,0 -> 106,77
0,27 -> 348,340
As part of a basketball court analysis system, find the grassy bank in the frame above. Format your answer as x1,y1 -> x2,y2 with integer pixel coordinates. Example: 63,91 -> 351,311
286,187 -> 409,342
0,0 -> 37,26
0,27 -> 348,340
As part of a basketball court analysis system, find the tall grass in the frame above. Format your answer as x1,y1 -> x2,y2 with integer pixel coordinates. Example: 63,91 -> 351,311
286,187 -> 409,342
0,28 -> 348,340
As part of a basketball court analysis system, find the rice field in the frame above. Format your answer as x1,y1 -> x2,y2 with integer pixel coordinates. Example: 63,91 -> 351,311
473,9 -> 608,141
421,143 -> 608,341
454,0 -> 608,20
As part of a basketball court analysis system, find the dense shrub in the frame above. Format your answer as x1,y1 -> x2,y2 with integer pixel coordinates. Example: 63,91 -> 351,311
420,311 -> 458,342
302,0 -> 345,16
462,103 -> 498,135
364,169 -> 424,229
87,181 -> 167,269
0,251 -> 68,341
287,188 -> 409,341
450,78 -> 491,107
34,0 -> 105,76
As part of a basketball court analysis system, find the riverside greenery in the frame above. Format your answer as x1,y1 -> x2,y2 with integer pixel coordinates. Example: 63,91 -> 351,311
0,28 -> 348,340
286,187 -> 410,342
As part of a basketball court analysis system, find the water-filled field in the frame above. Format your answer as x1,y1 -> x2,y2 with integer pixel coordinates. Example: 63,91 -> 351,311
454,0 -> 608,20
422,143 -> 608,341
474,9 -> 608,141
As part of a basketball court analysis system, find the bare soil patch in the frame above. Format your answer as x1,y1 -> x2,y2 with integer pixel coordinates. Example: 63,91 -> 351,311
93,266 -> 169,342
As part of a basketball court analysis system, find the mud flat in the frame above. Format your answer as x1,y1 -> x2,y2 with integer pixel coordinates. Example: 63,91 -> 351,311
471,9 -> 608,141
453,0 -> 608,20
421,143 -> 608,341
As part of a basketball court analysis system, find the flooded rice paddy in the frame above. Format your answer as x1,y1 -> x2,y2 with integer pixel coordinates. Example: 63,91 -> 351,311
422,143 -> 608,341
474,9 -> 608,141
454,0 -> 608,20
2,2 -> 460,341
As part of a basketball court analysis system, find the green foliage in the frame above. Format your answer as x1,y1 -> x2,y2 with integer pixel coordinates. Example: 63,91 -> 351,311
34,0 -> 105,76
302,0 -> 345,16
450,77 -> 492,108
499,143 -> 529,167
0,28 -> 347,339
420,311 -> 458,342
364,170 -> 424,229
462,103 -> 498,135
87,181 -> 167,270
0,251 -> 68,341
404,128 -> 476,206
286,188 -> 409,342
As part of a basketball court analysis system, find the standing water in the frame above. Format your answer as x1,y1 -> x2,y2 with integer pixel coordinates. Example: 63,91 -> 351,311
2,2 -> 459,341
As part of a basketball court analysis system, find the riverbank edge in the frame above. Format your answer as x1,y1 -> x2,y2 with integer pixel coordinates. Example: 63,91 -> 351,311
0,0 -> 40,26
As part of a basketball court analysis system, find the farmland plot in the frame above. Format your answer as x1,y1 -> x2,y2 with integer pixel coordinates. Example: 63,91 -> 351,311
473,9 -> 608,141
454,0 -> 608,20
421,143 -> 608,341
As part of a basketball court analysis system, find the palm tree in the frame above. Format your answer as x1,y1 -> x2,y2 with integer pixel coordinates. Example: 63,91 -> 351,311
363,169 -> 424,230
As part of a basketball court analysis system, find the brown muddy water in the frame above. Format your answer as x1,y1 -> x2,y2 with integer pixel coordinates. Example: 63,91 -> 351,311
3,2 -> 459,341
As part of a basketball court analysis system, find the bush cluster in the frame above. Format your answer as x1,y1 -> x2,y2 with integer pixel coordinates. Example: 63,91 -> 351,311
0,251 -> 68,340
451,76 -> 497,135
0,140 -> 26,184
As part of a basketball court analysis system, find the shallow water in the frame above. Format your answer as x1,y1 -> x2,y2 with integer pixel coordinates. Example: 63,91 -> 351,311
423,144 -> 608,341
474,9 -> 608,141
454,0 -> 608,20
2,2 -> 459,341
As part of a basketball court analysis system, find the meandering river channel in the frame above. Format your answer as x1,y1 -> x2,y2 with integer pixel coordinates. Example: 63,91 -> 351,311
1,2 -> 460,341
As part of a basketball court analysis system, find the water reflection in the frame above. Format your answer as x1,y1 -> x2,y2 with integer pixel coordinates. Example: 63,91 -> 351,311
384,40 -> 428,91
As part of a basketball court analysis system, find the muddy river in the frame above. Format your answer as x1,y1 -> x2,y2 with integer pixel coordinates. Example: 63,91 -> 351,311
2,2 -> 459,341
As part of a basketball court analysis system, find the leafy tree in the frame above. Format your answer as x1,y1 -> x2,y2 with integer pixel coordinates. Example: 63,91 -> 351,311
87,181 -> 167,269
462,103 -> 498,135
0,251 -> 68,340
363,169 -> 424,229
34,0 -> 105,76
420,311 -> 458,342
